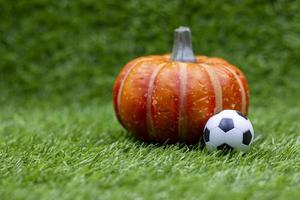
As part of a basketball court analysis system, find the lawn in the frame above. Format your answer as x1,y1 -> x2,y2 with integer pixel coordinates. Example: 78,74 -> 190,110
1,1 -> 300,200
0,100 -> 299,199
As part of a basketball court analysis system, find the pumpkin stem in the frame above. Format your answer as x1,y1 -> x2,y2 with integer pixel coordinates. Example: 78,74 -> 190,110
171,26 -> 196,63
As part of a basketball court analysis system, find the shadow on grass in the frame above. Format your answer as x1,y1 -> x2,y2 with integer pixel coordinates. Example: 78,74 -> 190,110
119,129 -> 268,158
122,131 -> 210,153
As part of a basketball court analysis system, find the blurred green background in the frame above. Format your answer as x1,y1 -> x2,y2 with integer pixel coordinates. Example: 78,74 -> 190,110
1,0 -> 300,106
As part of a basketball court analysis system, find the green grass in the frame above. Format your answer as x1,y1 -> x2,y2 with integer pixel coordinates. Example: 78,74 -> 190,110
1,0 -> 300,199
0,100 -> 299,200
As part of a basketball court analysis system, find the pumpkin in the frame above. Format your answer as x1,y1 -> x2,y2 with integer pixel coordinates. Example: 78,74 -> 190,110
113,26 -> 249,144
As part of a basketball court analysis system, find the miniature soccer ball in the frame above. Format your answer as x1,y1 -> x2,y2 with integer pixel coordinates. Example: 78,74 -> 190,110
203,110 -> 254,152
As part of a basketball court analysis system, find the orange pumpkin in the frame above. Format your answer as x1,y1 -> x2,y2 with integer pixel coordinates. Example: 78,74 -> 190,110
113,27 -> 249,144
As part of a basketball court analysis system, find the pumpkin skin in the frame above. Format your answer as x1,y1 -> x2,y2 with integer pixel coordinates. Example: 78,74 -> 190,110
113,55 -> 249,144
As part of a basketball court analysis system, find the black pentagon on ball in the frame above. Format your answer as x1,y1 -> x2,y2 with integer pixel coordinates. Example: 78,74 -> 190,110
218,118 -> 234,132
242,130 -> 252,145
236,111 -> 248,120
217,143 -> 234,153
203,128 -> 210,142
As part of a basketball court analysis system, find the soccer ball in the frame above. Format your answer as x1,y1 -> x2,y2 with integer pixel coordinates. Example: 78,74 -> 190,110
203,110 -> 254,152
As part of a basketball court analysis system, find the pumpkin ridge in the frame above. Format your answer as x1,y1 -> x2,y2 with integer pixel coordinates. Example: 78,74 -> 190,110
178,62 -> 188,141
113,58 -> 145,127
116,58 -> 155,126
146,63 -> 166,138
224,66 -> 247,115
202,64 -> 223,114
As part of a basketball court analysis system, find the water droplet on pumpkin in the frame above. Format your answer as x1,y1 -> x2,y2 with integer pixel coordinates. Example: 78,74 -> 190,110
153,100 -> 158,105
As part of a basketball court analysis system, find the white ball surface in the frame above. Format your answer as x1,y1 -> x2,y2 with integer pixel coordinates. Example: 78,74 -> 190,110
203,110 -> 254,152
